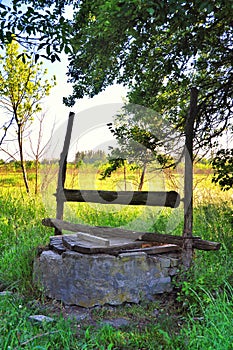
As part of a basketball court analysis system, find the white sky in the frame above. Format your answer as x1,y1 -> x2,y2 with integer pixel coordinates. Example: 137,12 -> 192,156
44,54 -> 127,124
40,55 -> 128,160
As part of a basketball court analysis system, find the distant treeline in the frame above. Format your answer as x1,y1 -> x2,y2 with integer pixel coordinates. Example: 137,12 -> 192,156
75,150 -> 107,164
0,153 -> 211,171
0,150 -> 107,168
0,160 -> 37,170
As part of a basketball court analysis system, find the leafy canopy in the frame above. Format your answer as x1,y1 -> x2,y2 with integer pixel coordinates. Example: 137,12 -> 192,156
0,0 -> 75,62
1,0 -> 232,189
65,0 -> 232,152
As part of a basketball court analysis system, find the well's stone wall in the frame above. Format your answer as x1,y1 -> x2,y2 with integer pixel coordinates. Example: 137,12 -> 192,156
34,250 -> 181,307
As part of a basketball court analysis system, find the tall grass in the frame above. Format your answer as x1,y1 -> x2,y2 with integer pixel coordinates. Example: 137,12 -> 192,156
175,283 -> 233,349
0,189 -> 49,293
0,168 -> 232,349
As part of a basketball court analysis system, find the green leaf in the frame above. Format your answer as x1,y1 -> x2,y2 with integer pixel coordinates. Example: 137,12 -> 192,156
147,8 -> 155,16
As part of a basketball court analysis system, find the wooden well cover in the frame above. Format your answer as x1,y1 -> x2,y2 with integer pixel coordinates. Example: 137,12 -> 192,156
49,230 -> 181,255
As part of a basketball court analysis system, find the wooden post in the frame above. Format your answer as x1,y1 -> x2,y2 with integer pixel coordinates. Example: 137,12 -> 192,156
182,87 -> 198,268
55,112 -> 75,235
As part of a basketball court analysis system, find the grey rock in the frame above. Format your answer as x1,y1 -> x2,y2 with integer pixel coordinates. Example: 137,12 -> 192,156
101,317 -> 130,328
0,291 -> 13,296
29,315 -> 54,323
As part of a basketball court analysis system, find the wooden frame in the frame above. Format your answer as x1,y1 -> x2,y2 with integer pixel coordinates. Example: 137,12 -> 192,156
42,92 -> 221,268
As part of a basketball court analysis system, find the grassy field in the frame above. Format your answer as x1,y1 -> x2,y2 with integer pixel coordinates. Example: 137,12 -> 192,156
0,165 -> 233,349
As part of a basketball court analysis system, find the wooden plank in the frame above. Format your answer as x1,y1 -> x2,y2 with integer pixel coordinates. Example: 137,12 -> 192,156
49,235 -> 180,255
43,218 -> 221,251
76,232 -> 110,246
140,232 -> 197,246
62,235 -> 144,254
123,244 -> 181,254
141,233 -> 221,251
61,236 -> 180,255
192,239 -> 221,251
59,189 -> 180,208
49,236 -> 66,254
182,87 -> 198,267
42,218 -> 143,240
42,218 -> 199,243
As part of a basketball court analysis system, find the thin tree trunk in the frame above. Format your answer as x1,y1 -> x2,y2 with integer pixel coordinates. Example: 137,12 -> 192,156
123,162 -> 127,191
138,164 -> 147,191
35,156 -> 39,195
18,125 -> 30,193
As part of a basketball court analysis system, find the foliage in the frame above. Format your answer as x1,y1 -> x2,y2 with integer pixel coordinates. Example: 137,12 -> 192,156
0,40 -> 56,137
100,157 -> 126,179
0,0 -> 74,62
211,148 -> 233,191
0,39 -> 56,192
65,0 -> 233,152
0,1 -> 232,157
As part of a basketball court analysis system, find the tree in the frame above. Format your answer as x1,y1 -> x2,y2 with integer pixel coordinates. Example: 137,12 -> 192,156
28,112 -> 55,194
101,105 -> 177,191
64,0 -> 232,154
0,39 -> 56,192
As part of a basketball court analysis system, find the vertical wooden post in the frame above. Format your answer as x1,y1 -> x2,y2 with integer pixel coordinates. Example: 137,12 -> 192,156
182,87 -> 198,268
55,112 -> 75,235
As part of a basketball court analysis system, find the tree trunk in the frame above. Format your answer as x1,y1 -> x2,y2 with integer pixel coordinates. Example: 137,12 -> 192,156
18,124 -> 30,193
123,162 -> 127,191
138,164 -> 147,191
35,156 -> 39,195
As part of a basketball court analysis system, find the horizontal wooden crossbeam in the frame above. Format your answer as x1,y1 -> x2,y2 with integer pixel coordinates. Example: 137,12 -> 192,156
55,189 -> 180,208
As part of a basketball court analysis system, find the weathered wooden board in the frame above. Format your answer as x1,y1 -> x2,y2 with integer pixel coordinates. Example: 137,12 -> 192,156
76,232 -> 110,246
43,217 -> 199,243
57,189 -> 180,208
62,235 -> 143,254
61,235 -> 180,255
43,218 -> 221,251
49,236 -> 66,254
43,218 -> 143,240
123,244 -> 181,255
141,233 -> 221,251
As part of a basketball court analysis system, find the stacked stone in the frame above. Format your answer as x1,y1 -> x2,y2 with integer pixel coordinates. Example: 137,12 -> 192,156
34,250 -> 181,307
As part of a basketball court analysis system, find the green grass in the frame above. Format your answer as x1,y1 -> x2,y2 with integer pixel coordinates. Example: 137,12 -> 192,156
0,190 -> 49,293
0,293 -> 79,349
0,169 -> 233,349
175,283 -> 233,350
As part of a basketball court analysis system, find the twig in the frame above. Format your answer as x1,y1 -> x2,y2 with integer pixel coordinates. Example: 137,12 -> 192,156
14,330 -> 60,349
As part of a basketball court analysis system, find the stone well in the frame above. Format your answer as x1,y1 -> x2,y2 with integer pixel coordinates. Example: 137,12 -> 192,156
34,244 -> 181,308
